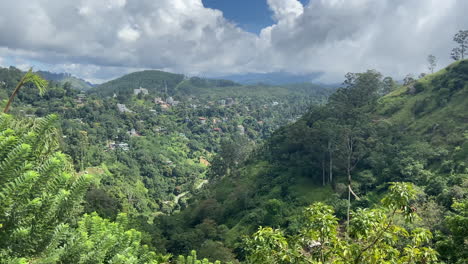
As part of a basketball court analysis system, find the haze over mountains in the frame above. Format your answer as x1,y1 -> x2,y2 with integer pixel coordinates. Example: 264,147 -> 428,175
36,70 -> 94,90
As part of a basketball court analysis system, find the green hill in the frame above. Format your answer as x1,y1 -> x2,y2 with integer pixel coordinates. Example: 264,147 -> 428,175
92,70 -> 332,101
154,61 -> 468,262
378,59 -> 468,148
37,70 -> 93,91
92,70 -> 185,96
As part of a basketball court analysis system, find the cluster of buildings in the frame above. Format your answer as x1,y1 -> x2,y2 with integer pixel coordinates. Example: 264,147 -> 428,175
154,96 -> 180,109
108,141 -> 130,151
117,104 -> 133,113
133,87 -> 149,96
218,97 -> 235,106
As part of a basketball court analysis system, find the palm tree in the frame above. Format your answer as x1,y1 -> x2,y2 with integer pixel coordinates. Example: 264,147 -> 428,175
3,68 -> 48,113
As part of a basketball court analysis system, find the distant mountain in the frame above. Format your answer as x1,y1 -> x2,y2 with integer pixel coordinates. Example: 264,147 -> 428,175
217,71 -> 323,85
92,70 -> 334,101
92,70 -> 185,96
36,70 -> 94,91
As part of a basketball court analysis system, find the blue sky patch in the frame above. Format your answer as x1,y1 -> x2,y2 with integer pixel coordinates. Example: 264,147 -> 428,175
202,0 -> 309,34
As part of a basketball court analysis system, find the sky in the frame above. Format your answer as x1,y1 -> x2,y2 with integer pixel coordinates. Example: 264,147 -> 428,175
202,0 -> 309,34
0,0 -> 467,84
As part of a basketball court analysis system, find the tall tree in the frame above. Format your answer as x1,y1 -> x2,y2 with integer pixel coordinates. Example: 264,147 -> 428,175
330,70 -> 381,228
427,54 -> 437,74
451,30 -> 468,60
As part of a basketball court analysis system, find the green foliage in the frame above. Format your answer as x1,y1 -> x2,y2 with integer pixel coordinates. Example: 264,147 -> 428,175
36,212 -> 168,264
176,250 -> 222,264
0,114 -> 180,264
1,61 -> 466,263
436,199 -> 468,263
22,70 -> 49,96
244,183 -> 438,264
167,63 -> 467,262
0,114 -> 92,260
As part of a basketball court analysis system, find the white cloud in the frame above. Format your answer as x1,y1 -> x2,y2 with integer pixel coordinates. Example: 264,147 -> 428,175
0,0 -> 467,83
118,25 -> 140,42
267,0 -> 303,21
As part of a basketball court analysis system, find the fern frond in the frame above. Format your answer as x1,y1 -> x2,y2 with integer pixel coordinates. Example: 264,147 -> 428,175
0,144 -> 31,186
0,133 -> 19,161
32,152 -> 70,197
0,114 -> 13,131
28,115 -> 59,157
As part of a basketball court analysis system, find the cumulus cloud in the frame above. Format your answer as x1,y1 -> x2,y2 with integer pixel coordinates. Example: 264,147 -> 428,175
118,25 -> 141,42
267,0 -> 303,21
0,0 -> 467,83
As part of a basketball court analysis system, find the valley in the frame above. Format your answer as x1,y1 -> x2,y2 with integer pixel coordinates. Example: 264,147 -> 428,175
0,60 -> 466,263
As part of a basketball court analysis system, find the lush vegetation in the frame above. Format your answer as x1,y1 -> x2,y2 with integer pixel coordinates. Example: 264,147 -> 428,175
152,61 -> 467,263
0,58 -> 466,263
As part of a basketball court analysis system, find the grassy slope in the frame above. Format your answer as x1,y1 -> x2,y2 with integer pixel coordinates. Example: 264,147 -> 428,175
378,60 -> 468,152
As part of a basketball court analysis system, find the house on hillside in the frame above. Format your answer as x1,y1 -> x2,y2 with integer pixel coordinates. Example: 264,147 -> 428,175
154,97 -> 171,109
108,141 -> 130,151
237,125 -> 245,135
166,96 -> 180,106
128,129 -> 141,137
134,87 -> 149,95
199,117 -> 207,124
160,103 -> 170,110
117,104 -> 133,113
213,128 -> 222,132
166,97 -> 174,105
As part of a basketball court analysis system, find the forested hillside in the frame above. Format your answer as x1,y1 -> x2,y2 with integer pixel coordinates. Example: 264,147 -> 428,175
0,66 -> 331,218
0,60 -> 466,263
37,70 -> 94,91
153,61 -> 467,263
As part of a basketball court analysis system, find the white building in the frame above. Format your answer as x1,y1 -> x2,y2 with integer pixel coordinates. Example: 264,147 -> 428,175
117,104 -> 133,113
134,87 -> 149,95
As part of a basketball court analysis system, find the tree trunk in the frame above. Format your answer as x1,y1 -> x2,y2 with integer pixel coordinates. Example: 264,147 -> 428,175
346,135 -> 353,233
322,157 -> 326,186
3,76 -> 27,113
328,141 -> 333,184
